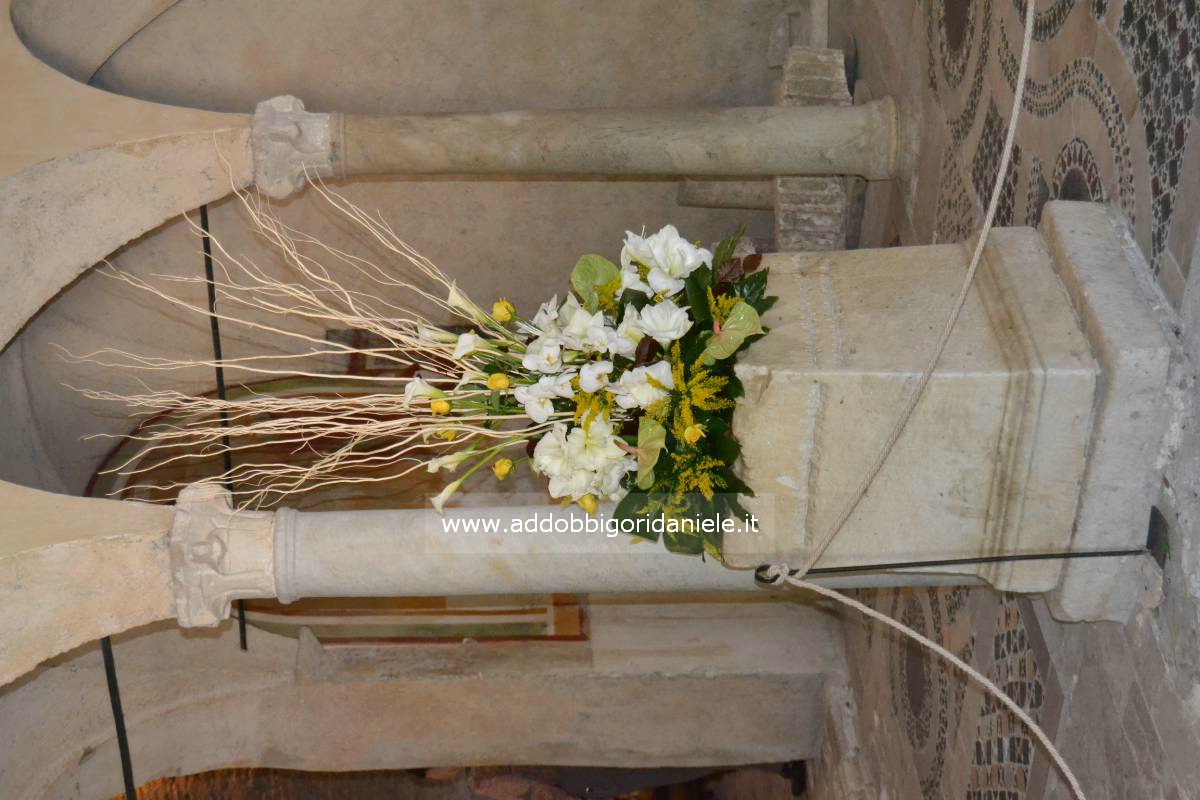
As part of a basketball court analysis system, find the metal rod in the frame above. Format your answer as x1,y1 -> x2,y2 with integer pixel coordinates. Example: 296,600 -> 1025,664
200,204 -> 248,651
101,637 -> 137,800
756,547 -> 1147,583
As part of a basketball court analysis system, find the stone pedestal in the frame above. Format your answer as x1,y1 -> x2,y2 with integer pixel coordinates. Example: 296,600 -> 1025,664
727,201 -> 1172,618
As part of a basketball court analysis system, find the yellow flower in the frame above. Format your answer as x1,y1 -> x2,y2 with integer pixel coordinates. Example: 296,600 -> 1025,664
435,428 -> 458,441
430,399 -> 451,416
492,298 -> 515,322
492,457 -> 514,480
683,424 -> 706,444
487,372 -> 511,390
577,493 -> 599,515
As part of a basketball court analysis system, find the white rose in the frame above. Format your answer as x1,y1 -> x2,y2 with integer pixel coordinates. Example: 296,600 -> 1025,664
613,360 -> 674,410
521,336 -> 563,373
532,423 -> 572,476
637,298 -> 692,345
622,225 -> 712,297
579,360 -> 613,394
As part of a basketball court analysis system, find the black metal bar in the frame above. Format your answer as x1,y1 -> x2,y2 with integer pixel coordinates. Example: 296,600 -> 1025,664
199,204 -> 248,651
100,637 -> 137,800
756,547 -> 1147,583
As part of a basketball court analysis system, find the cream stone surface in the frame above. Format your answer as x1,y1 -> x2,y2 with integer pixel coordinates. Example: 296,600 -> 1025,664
0,482 -> 174,689
1038,201 -> 1175,622
0,599 -> 843,799
728,231 -> 1098,592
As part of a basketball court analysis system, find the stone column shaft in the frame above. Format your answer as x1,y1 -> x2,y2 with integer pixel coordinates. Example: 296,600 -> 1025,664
251,96 -> 898,198
337,102 -> 896,180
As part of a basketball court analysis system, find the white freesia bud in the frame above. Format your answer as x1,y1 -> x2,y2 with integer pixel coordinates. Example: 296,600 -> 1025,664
446,281 -> 489,323
417,324 -> 459,344
431,476 -> 465,512
637,298 -> 692,345
426,451 -> 474,473
402,377 -> 442,407
453,332 -> 479,360
579,360 -> 613,393
613,360 -> 674,410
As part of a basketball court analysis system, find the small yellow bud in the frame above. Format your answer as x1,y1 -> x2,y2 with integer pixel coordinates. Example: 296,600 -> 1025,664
578,494 -> 599,515
487,373 -> 511,390
430,399 -> 451,416
435,428 -> 457,441
492,458 -> 514,480
683,424 -> 706,444
492,298 -> 515,323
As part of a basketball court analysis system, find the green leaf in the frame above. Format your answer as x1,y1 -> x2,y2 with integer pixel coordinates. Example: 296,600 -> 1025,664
684,266 -> 713,327
571,254 -> 620,312
710,226 -> 745,276
704,300 -> 765,361
635,418 -> 667,490
732,269 -> 770,310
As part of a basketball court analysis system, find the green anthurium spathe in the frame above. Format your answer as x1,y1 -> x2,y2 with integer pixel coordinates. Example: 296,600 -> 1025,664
703,300 -> 765,361
635,417 -> 667,490
570,254 -> 620,312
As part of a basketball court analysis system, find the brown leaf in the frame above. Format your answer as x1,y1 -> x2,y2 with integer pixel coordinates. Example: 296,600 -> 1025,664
633,335 -> 662,366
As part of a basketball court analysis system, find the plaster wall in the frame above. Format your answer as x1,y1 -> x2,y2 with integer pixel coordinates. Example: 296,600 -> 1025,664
0,598 -> 842,800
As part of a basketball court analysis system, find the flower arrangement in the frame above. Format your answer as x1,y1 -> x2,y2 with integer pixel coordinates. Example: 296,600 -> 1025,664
75,187 -> 773,559
455,224 -> 777,557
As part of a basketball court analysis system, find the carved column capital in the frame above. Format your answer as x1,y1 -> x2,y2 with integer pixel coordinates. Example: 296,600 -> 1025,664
170,484 -> 277,627
251,95 -> 339,199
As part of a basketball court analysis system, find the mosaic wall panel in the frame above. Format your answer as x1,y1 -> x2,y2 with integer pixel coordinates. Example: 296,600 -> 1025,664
835,0 -> 1199,797
887,0 -> 1197,299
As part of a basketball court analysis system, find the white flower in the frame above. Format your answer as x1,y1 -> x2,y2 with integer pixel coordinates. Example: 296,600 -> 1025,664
532,423 -> 572,476
513,373 -> 573,423
521,336 -> 563,373
605,305 -> 645,358
514,385 -> 556,423
619,267 -> 652,295
529,294 -> 559,331
621,225 -> 712,297
558,295 -> 609,351
426,451 -> 473,473
549,468 -> 594,500
596,456 -> 635,499
402,377 -> 441,407
579,360 -> 613,393
613,360 -> 674,410
453,332 -> 479,360
446,282 -> 488,323
567,417 -> 626,471
431,476 -> 465,512
637,298 -> 692,345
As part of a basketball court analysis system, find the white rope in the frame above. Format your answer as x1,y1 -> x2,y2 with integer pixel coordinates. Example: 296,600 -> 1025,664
765,568 -> 1086,800
767,2 -> 1087,798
